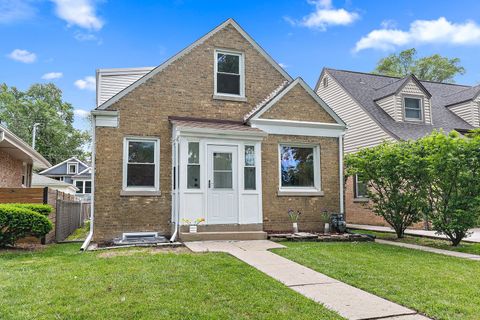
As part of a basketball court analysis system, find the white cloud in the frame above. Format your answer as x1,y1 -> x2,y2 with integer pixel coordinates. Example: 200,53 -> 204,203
51,0 -> 103,31
74,109 -> 90,118
286,0 -> 359,31
74,76 -> 96,91
7,49 -> 36,63
41,72 -> 63,80
355,17 -> 480,52
0,0 -> 35,24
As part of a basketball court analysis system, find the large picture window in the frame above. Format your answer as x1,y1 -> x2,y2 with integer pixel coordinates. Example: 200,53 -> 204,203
123,137 -> 159,191
279,144 -> 320,192
215,50 -> 244,97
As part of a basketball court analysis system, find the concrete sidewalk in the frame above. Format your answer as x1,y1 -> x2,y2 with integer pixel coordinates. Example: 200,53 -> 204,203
348,224 -> 480,243
185,240 -> 430,320
376,239 -> 480,261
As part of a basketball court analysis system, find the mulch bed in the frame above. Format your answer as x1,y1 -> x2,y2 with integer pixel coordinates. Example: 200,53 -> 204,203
268,232 -> 373,242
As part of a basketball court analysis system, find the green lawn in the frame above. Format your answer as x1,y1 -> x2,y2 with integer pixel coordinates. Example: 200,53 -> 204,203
350,229 -> 480,255
66,220 -> 90,241
274,241 -> 480,320
0,244 -> 342,320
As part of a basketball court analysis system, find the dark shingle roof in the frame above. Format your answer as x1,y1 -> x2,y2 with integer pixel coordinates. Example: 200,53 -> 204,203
325,69 -> 474,140
443,84 -> 480,107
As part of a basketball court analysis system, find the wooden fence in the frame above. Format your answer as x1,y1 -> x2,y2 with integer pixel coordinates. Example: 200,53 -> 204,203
0,187 -> 89,243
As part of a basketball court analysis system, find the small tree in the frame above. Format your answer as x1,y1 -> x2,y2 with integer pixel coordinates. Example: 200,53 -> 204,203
419,131 -> 480,246
346,142 -> 429,238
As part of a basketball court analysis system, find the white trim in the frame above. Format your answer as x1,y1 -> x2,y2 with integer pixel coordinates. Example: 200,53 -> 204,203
175,125 -> 267,140
250,118 -> 346,137
122,137 -> 160,192
97,18 -> 292,110
278,143 -> 322,194
339,135 -> 344,213
214,49 -> 245,98
73,179 -> 92,195
248,77 -> 346,126
67,162 -> 78,174
39,156 -> 87,175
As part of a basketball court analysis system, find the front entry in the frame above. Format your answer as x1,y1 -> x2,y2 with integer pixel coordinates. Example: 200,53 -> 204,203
207,145 -> 238,224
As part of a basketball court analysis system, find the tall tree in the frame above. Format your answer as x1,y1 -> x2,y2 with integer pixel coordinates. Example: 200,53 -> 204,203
374,48 -> 465,83
0,83 -> 90,165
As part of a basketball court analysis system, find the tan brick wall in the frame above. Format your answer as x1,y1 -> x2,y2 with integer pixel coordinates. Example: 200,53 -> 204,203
0,151 -> 24,188
260,83 -> 337,123
94,24 -> 289,242
262,135 -> 340,233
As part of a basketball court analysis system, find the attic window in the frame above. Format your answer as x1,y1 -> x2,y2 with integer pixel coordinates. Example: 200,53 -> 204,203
214,50 -> 244,97
323,77 -> 328,88
67,162 -> 78,174
404,97 -> 423,121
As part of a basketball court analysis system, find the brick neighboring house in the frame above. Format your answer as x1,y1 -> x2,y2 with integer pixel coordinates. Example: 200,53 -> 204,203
0,124 -> 51,187
316,68 -> 478,227
90,19 -> 347,243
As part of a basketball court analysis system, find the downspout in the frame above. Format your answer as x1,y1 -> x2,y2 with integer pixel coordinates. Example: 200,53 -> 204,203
81,115 -> 95,251
169,127 -> 180,242
339,134 -> 345,214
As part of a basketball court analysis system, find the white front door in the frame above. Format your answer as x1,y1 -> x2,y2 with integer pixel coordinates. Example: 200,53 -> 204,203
207,145 -> 238,224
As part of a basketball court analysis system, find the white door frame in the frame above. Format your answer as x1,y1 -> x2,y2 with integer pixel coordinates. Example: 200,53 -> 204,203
206,144 -> 239,224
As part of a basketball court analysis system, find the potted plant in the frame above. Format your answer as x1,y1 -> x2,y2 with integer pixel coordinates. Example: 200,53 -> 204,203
321,210 -> 330,234
182,218 -> 205,233
288,209 -> 301,234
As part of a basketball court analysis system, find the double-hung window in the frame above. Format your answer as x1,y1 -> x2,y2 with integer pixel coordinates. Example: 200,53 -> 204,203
279,144 -> 321,193
404,97 -> 422,121
244,145 -> 256,190
215,50 -> 244,97
187,142 -> 200,189
354,174 -> 368,199
123,137 -> 160,192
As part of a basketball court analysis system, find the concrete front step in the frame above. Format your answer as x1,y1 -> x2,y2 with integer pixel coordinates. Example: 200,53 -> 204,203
180,231 -> 267,241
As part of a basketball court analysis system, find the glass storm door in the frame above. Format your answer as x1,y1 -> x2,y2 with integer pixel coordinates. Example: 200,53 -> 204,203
207,145 -> 238,224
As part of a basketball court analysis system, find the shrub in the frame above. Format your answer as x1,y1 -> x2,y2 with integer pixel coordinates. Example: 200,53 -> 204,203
0,204 -> 53,247
9,204 -> 52,216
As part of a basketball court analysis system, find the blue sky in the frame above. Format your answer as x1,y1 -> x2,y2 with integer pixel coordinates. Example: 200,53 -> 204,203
2,0 -> 480,131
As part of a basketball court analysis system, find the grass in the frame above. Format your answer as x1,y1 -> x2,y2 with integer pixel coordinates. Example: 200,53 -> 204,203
350,229 -> 480,255
274,241 -> 480,320
66,220 -> 90,241
0,244 -> 342,320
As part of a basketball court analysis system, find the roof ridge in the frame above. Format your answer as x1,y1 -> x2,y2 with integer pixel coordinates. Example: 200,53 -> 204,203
327,68 -> 472,88
373,77 -> 407,91
442,83 -> 480,98
243,80 -> 290,121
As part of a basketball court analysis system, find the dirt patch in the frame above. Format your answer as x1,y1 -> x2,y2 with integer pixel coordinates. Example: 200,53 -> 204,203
97,245 -> 190,258
0,243 -> 47,253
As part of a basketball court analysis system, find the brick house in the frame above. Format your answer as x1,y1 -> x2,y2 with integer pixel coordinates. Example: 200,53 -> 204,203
89,19 -> 346,243
0,123 -> 51,187
316,68 -> 478,227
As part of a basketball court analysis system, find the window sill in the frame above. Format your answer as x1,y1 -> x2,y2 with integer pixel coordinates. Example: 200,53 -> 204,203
277,190 -> 324,197
213,94 -> 247,102
353,197 -> 369,203
120,190 -> 161,197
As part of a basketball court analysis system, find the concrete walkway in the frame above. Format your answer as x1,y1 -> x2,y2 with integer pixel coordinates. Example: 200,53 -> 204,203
185,240 -> 430,320
376,239 -> 480,261
348,224 -> 480,243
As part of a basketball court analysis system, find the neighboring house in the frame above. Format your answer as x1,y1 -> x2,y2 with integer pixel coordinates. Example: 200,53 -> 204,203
31,173 -> 78,194
0,123 -> 51,187
91,18 -> 347,243
316,68 -> 478,227
39,157 -> 92,200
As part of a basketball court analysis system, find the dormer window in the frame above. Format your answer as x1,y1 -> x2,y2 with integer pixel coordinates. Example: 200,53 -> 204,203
403,97 -> 423,121
214,50 -> 244,97
67,162 -> 78,174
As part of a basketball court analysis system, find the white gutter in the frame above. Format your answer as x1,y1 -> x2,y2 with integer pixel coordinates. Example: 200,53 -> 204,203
81,116 -> 96,251
339,134 -> 345,214
169,126 -> 180,242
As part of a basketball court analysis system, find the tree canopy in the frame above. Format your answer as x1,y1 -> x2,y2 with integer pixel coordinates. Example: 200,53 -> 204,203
374,48 -> 465,83
0,83 -> 90,165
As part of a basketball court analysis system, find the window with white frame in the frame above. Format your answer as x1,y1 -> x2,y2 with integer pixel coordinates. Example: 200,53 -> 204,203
123,137 -> 159,191
75,180 -> 92,194
403,97 -> 422,121
215,50 -> 244,97
244,145 -> 256,190
354,174 -> 368,198
279,144 -> 320,191
67,162 -> 78,174
76,181 -> 84,193
187,142 -> 200,189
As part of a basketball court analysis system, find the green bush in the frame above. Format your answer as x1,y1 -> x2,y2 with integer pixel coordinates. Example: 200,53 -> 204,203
9,204 -> 52,216
0,204 -> 53,247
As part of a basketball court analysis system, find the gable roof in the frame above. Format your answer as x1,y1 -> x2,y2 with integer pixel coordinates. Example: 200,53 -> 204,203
245,77 -> 346,126
0,124 -> 51,169
39,157 -> 90,175
72,167 -> 92,179
96,18 -> 293,110
320,68 -> 474,140
443,84 -> 480,107
373,74 -> 432,101
32,173 -> 79,190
